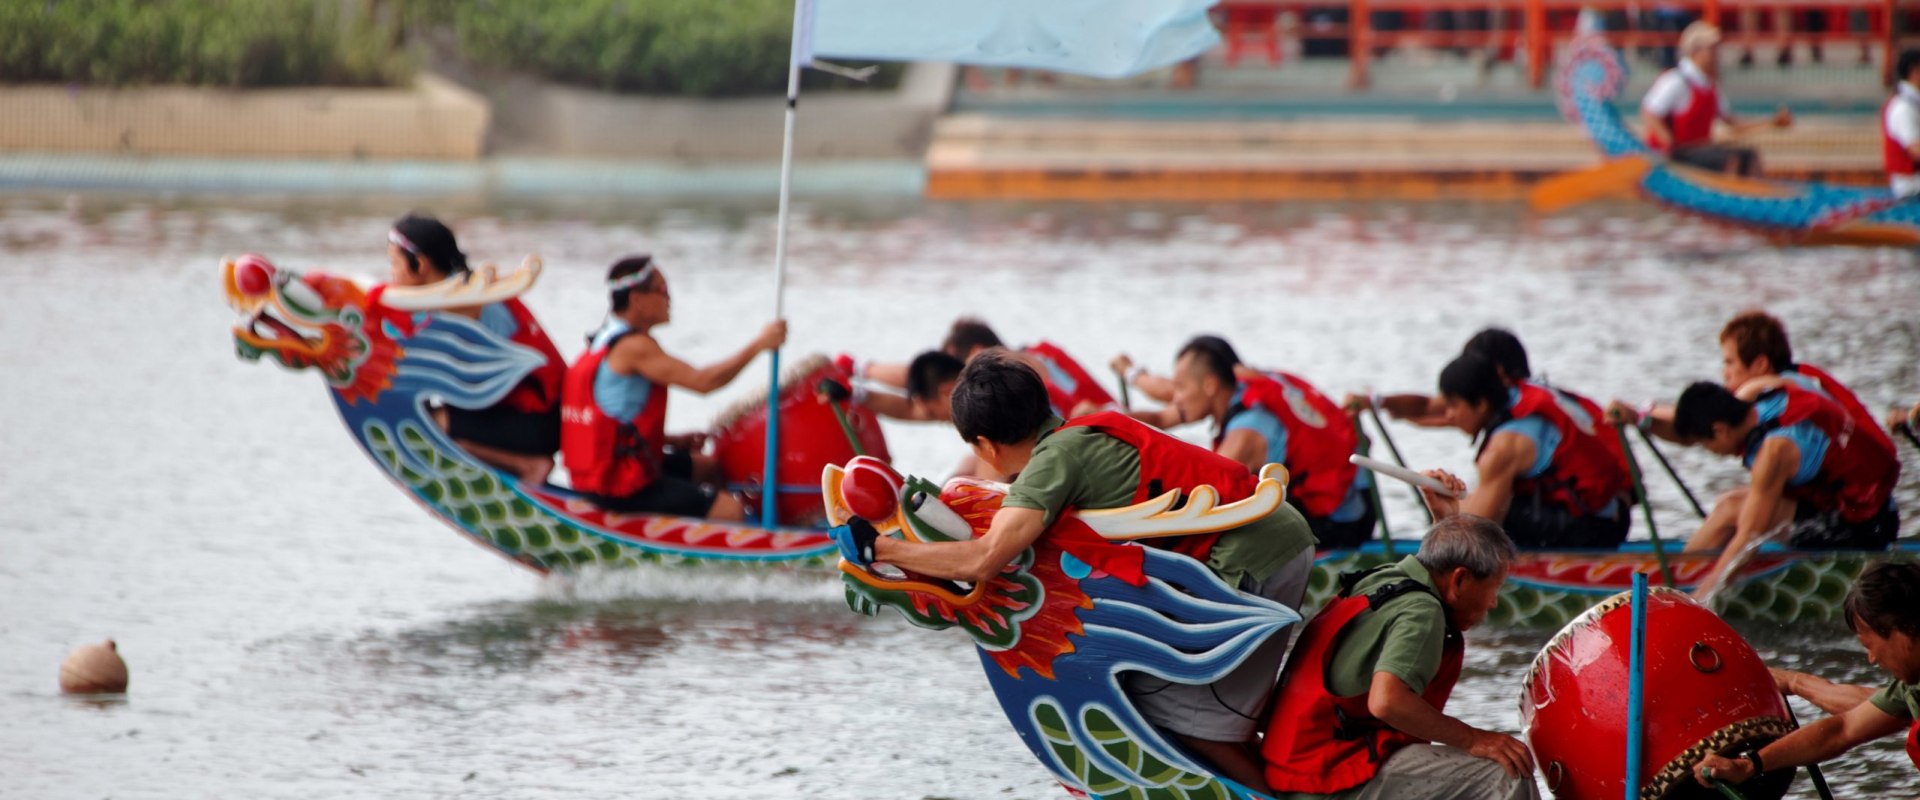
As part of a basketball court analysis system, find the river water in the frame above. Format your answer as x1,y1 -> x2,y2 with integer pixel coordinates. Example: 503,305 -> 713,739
1,194 -> 1915,798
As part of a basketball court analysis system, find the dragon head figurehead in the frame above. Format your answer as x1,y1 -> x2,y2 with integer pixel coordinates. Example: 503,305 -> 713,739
823,457 -> 1305,798
224,254 -> 547,410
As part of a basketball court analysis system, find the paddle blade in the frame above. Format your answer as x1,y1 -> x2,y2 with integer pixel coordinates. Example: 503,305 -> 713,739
1530,157 -> 1651,213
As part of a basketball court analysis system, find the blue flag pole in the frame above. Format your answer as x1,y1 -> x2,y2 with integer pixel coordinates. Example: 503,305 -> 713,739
761,40 -> 804,528
1625,571 -> 1649,800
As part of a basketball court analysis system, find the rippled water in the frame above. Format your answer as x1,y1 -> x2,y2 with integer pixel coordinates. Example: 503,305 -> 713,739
2,194 -> 1915,798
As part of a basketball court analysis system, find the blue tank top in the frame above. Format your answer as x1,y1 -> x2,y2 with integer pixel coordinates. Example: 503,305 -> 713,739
1744,392 -> 1828,487
590,321 -> 657,422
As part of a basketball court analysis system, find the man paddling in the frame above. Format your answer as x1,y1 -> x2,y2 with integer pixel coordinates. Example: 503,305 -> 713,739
559,255 -> 785,521
1639,22 -> 1792,176
1263,513 -> 1540,800
941,318 -> 1115,417
1886,50 -> 1920,197
1112,336 -> 1378,547
1617,310 -> 1892,456
835,351 -> 1317,791
1420,352 -> 1633,549
1668,381 -> 1899,599
827,350 -> 963,422
1696,561 -> 1920,788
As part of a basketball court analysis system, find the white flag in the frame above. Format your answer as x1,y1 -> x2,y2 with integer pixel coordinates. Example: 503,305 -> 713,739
791,0 -> 1221,79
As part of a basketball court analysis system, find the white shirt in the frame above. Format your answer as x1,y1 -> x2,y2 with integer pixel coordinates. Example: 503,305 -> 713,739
1642,59 -> 1729,119
1887,81 -> 1920,196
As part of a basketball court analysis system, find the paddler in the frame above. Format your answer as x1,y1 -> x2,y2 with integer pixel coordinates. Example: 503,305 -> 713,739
941,318 -> 1115,417
824,350 -> 963,422
1613,310 -> 1892,455
1696,560 -> 1920,787
1419,352 -> 1633,549
1639,21 -> 1792,176
384,213 -> 568,484
1666,380 -> 1899,599
833,351 -> 1317,792
559,255 -> 785,521
1110,335 -> 1378,547
1886,50 -> 1920,197
1344,329 -> 1614,442
1262,513 -> 1539,800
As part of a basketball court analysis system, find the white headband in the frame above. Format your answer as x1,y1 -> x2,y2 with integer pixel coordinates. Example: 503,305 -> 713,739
388,229 -> 421,255
608,262 -> 657,292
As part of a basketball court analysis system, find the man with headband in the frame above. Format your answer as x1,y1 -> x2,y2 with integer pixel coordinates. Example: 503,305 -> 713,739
386,213 -> 568,484
559,255 -> 786,521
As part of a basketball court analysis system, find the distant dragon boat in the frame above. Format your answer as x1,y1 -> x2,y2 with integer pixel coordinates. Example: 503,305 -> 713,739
1547,34 -> 1920,246
222,255 -> 889,573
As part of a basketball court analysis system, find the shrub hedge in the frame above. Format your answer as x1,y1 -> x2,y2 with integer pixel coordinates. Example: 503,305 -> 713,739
0,0 -> 411,87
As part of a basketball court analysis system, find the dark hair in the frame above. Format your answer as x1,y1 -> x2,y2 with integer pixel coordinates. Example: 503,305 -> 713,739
392,213 -> 468,276
1844,561 -> 1920,639
1900,50 -> 1920,84
1437,352 -> 1508,423
905,350 -> 966,401
942,318 -> 1004,358
1176,335 -> 1241,385
1463,328 -> 1530,381
1719,310 -> 1794,372
950,350 -> 1052,446
1672,381 -> 1751,440
607,255 -> 660,313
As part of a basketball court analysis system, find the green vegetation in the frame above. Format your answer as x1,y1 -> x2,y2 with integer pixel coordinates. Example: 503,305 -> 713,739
0,0 -> 898,95
0,0 -> 411,87
439,0 -> 899,96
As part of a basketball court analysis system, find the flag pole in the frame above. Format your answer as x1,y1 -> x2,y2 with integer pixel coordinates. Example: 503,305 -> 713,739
762,56 -> 801,528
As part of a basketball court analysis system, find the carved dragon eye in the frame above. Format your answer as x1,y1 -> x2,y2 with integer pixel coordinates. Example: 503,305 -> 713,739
233,253 -> 277,299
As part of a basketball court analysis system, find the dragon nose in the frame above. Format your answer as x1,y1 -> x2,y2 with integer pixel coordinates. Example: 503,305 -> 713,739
840,456 -> 903,522
234,253 -> 276,297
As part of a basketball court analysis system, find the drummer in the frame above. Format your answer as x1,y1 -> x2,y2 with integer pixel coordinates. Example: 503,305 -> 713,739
1696,561 -> 1920,788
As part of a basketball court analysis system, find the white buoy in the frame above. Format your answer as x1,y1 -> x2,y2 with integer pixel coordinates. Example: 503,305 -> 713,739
59,639 -> 128,695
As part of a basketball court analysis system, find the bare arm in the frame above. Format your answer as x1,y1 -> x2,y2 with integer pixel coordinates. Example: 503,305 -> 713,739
1215,429 -> 1268,474
1460,431 -> 1533,522
1732,374 -> 1788,401
1694,437 -> 1797,600
870,505 -> 1048,583
610,322 -> 783,394
1697,700 -> 1904,787
1642,109 -> 1674,151
1367,672 -> 1535,778
1606,401 -> 1682,443
861,361 -> 908,389
1774,669 -> 1878,717
858,389 -> 937,421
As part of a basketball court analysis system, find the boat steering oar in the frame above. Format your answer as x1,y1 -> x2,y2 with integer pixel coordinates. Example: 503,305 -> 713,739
1634,424 -> 1707,519
1616,424 -> 1678,589
1362,402 -> 1435,524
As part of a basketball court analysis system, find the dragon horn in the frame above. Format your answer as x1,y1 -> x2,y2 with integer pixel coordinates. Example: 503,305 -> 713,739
379,255 -> 543,311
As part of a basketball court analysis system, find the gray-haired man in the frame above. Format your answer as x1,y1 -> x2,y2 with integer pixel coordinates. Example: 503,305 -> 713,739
1264,514 -> 1539,800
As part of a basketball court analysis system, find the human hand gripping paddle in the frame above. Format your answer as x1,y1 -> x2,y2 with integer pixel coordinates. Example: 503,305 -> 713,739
1349,455 -> 1462,522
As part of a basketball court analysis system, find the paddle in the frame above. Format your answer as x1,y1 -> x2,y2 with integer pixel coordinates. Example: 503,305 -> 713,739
1635,424 -> 1707,519
1779,694 -> 1837,800
1528,156 -> 1652,214
1898,421 -> 1920,451
1362,403 -> 1436,524
1616,424 -> 1678,589
1113,366 -> 1131,410
1349,455 -> 1460,498
1349,415 -> 1393,556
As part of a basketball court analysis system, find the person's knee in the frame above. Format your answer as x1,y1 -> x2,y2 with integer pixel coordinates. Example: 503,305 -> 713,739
709,492 -> 746,522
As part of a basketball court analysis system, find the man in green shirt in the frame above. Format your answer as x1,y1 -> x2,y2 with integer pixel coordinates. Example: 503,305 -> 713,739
843,350 -> 1317,793
1697,560 -> 1920,787
1263,512 -> 1538,800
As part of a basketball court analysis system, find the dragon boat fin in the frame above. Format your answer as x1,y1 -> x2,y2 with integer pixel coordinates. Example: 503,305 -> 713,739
379,255 -> 543,310
1078,463 -> 1290,540
1530,157 -> 1650,213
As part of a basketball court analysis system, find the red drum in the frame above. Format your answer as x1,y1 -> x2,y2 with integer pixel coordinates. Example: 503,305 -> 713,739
1521,587 -> 1796,800
711,356 -> 890,525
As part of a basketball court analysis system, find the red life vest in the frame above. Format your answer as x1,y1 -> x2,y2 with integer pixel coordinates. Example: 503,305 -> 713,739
495,299 -> 568,414
1225,371 -> 1359,518
1650,69 -> 1720,152
1887,93 -> 1918,178
1748,386 -> 1900,524
559,329 -> 669,497
1906,717 -> 1919,770
1060,411 -> 1258,564
1788,364 -> 1897,457
1485,383 -> 1631,517
1262,572 -> 1465,793
1024,341 -> 1114,417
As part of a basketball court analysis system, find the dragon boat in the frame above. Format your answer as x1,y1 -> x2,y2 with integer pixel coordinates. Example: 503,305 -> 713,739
1546,34 -> 1920,246
222,254 -> 889,573
824,459 -> 1890,799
